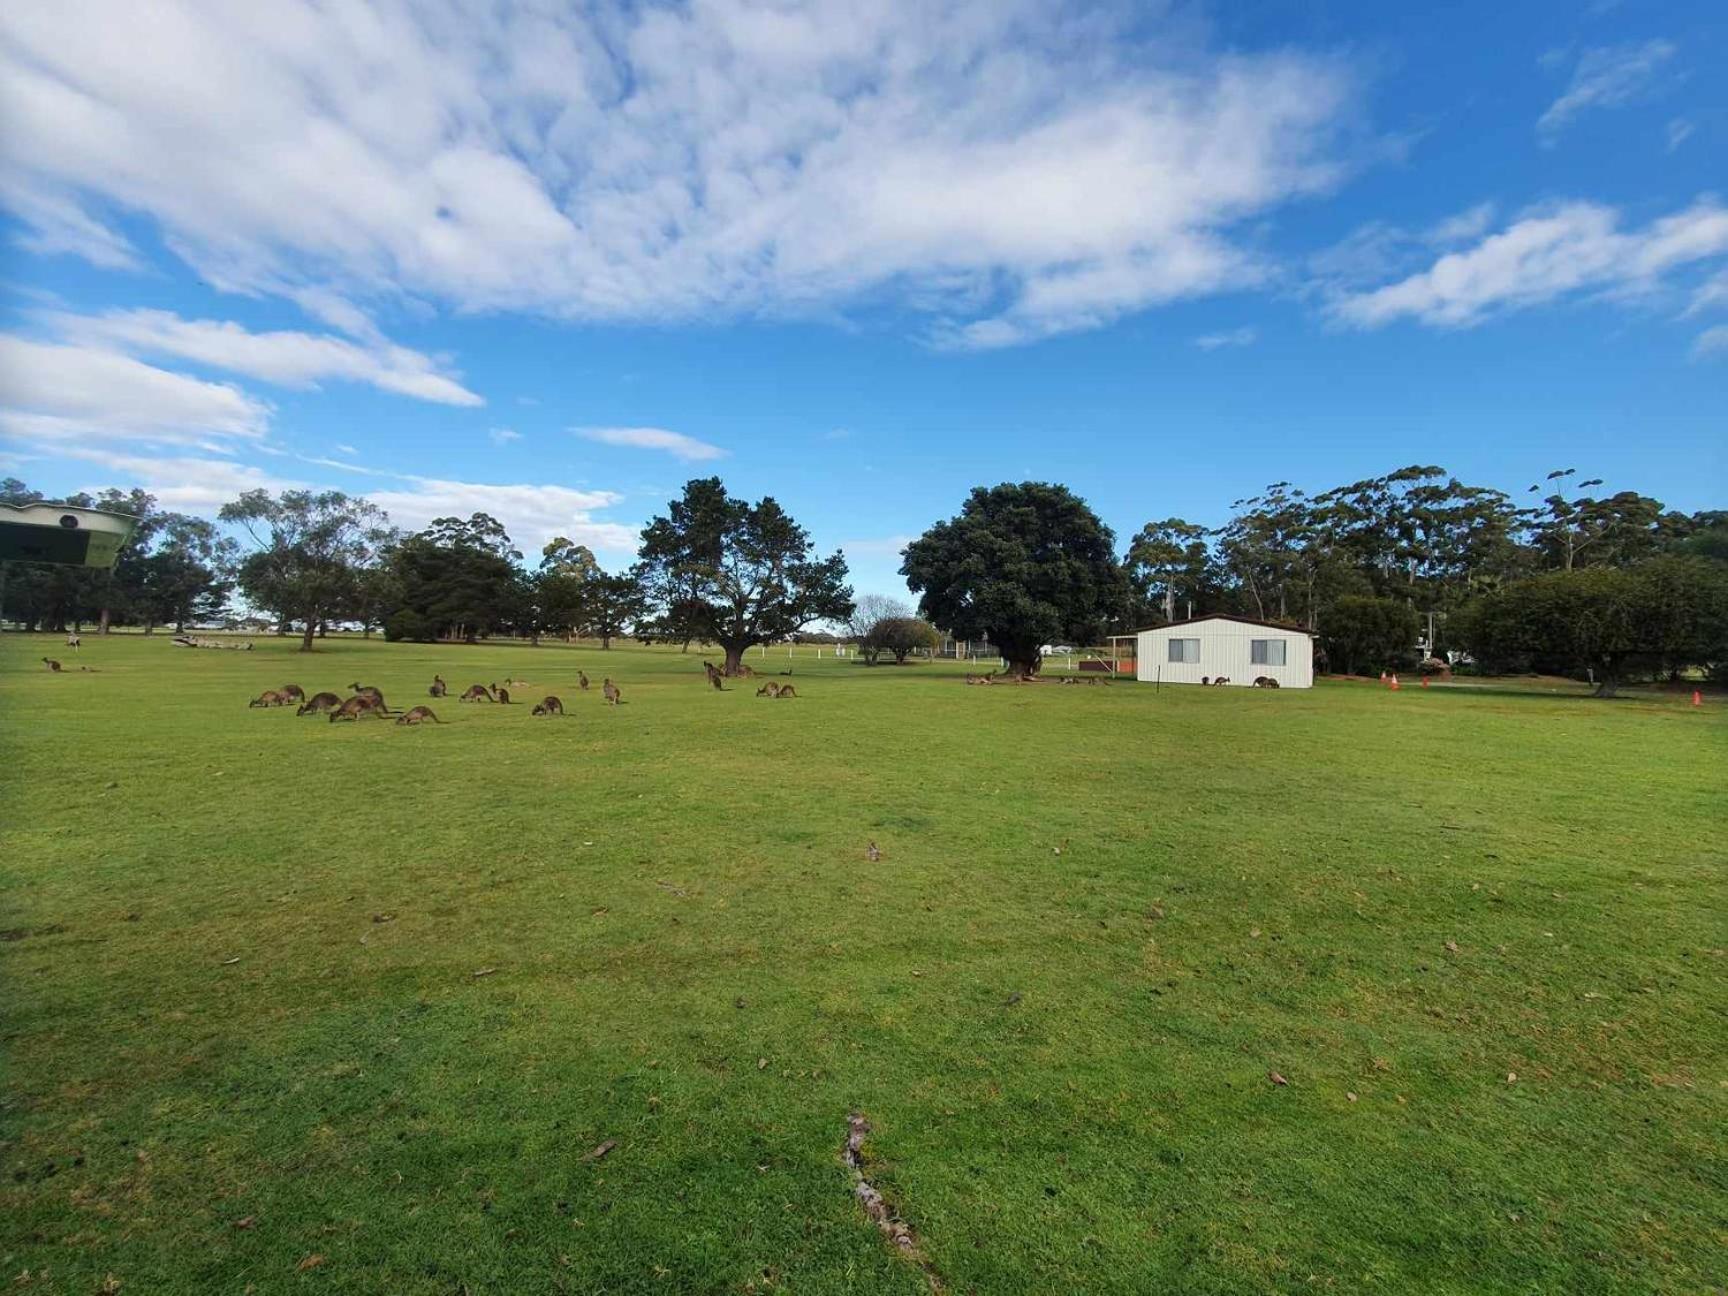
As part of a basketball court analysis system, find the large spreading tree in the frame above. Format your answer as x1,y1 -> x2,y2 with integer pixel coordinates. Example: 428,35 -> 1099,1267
901,481 -> 1127,678
220,489 -> 391,651
635,478 -> 853,675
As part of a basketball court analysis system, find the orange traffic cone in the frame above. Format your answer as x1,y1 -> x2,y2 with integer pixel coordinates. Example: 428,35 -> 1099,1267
1389,674 -> 1401,691
1421,676 -> 1429,689
1694,690 -> 1703,707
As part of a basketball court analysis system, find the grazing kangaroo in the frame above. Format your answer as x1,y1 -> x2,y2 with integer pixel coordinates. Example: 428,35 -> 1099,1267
279,684 -> 306,702
42,657 -> 62,672
429,675 -> 447,698
578,670 -> 590,691
531,696 -> 564,716
249,689 -> 289,708
396,705 -> 442,725
297,691 -> 342,716
490,684 -> 514,705
602,678 -> 622,706
756,681 -> 780,697
65,634 -> 81,650
776,684 -> 798,698
348,683 -> 396,713
459,684 -> 494,702
329,695 -> 385,722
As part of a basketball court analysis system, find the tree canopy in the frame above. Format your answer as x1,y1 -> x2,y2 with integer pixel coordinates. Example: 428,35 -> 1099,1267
220,489 -> 391,651
635,478 -> 853,674
901,481 -> 1127,677
1455,557 -> 1728,695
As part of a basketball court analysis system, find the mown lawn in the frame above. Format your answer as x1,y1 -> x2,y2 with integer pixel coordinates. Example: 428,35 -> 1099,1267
2,633 -> 1723,1294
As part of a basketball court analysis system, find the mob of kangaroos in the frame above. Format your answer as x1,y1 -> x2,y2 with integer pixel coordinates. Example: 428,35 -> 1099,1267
246,667 -> 625,729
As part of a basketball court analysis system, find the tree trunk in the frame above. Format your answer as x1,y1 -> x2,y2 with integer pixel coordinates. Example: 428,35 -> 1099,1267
721,641 -> 750,676
99,606 -> 111,635
300,619 -> 317,652
601,633 -> 612,650
1002,648 -> 1042,678
144,619 -> 155,635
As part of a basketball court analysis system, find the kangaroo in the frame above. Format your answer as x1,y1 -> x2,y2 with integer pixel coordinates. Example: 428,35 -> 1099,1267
776,684 -> 797,698
279,684 -> 306,702
602,678 -> 622,706
396,705 -> 442,725
42,657 -> 62,672
756,682 -> 780,697
429,675 -> 447,698
329,695 -> 385,722
1262,677 -> 1280,689
491,684 -> 513,704
578,670 -> 590,691
459,684 -> 494,702
249,689 -> 288,708
348,683 -> 396,713
65,634 -> 81,650
531,696 -> 564,716
297,691 -> 342,715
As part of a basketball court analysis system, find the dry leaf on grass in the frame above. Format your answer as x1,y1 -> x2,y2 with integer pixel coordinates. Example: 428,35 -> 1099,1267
1268,1071 -> 1289,1086
587,1140 -> 617,1160
295,1254 -> 325,1272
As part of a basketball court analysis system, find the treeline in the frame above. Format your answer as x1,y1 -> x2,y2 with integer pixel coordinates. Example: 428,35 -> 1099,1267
4,466 -> 1724,693
1116,467 -> 1727,691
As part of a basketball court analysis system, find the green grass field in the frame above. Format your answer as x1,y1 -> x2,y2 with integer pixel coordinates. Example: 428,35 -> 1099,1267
3,633 -> 1723,1294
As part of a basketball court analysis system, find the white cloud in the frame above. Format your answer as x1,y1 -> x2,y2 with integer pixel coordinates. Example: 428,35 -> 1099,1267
1666,118 -> 1695,152
488,427 -> 523,446
55,446 -> 299,512
0,1 -> 1361,347
1685,269 -> 1728,317
0,335 -> 270,446
41,308 -> 481,406
364,478 -> 635,554
333,443 -> 359,456
1193,326 -> 1258,350
574,426 -> 726,462
1693,326 -> 1728,361
3,181 -> 139,269
1329,198 -> 1728,328
1537,40 -> 1676,141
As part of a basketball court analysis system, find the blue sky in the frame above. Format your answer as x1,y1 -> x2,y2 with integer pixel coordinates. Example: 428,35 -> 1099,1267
1,0 -> 1723,598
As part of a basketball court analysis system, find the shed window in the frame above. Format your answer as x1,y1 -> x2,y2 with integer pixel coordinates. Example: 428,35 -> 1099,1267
1168,638 -> 1199,664
1250,639 -> 1287,667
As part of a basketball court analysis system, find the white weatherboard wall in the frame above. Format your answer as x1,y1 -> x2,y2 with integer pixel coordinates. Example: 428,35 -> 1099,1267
1134,617 -> 1314,688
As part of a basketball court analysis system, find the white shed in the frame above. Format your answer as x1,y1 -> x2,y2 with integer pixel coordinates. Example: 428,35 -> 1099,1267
1133,615 -> 1314,688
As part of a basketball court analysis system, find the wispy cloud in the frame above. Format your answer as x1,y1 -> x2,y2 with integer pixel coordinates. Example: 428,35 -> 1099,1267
1692,326 -> 1728,361
1537,40 -> 1677,142
333,443 -> 359,457
0,3 -> 1363,348
489,427 -> 523,446
1193,326 -> 1258,350
40,308 -> 481,406
363,479 -> 635,554
1328,198 -> 1728,329
1666,117 -> 1695,152
0,335 -> 270,447
574,426 -> 726,462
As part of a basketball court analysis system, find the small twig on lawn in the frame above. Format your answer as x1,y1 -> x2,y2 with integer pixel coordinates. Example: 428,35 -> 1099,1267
655,881 -> 688,897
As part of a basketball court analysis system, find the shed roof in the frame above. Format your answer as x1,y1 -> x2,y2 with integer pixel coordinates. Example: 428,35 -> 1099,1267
1132,614 -> 1314,638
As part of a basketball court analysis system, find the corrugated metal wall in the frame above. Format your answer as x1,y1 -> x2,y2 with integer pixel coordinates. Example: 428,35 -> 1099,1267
1134,619 -> 1314,688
